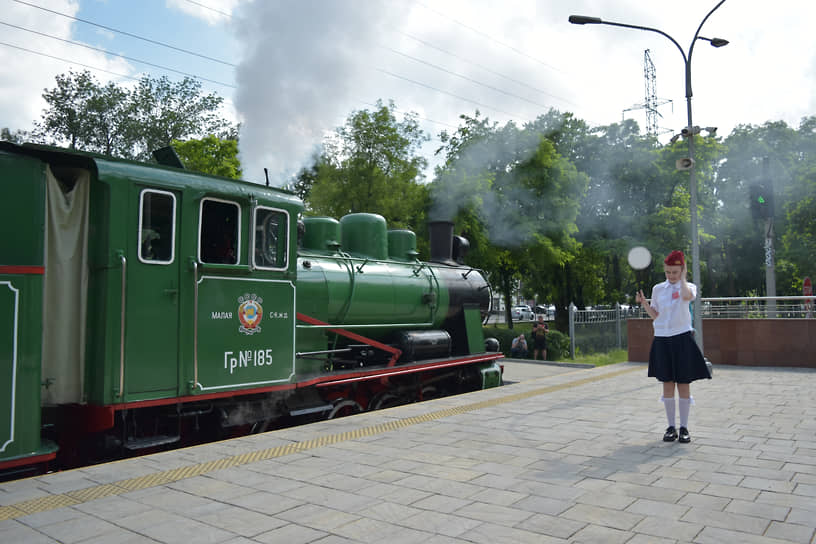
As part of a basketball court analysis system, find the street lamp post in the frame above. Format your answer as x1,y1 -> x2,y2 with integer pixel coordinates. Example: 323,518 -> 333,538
569,2 -> 728,353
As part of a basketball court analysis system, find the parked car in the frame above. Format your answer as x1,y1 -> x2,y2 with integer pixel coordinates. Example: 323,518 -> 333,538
535,304 -> 556,319
511,305 -> 535,321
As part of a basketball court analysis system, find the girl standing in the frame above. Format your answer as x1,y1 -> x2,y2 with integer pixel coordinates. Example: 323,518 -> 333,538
635,250 -> 710,443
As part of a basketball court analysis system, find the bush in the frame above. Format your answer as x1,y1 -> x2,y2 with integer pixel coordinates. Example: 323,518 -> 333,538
546,329 -> 570,360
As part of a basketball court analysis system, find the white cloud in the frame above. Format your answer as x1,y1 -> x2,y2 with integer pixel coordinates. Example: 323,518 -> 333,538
0,0 -> 133,133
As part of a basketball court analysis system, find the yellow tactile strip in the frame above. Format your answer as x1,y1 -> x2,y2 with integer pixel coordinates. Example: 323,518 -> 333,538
0,365 -> 640,521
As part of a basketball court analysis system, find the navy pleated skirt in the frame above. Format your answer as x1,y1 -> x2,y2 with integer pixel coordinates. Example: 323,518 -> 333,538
648,331 -> 711,383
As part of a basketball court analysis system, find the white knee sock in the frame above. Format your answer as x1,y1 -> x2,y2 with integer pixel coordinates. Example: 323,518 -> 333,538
661,396 -> 675,427
678,397 -> 693,428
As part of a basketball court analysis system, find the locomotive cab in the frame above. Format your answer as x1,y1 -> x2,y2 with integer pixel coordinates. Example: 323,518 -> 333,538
0,142 -> 303,471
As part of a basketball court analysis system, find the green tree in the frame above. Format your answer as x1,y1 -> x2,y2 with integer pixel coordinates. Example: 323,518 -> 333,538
1,127 -> 29,143
33,70 -> 235,161
431,113 -> 522,326
34,70 -> 101,150
715,120 -> 812,296
290,152 -> 328,207
779,117 -> 816,290
84,81 -> 133,157
431,111 -> 589,329
130,75 -> 233,161
509,114 -> 653,312
544,114 -> 726,304
556,119 -> 659,305
172,135 -> 242,179
438,110 -> 813,308
306,100 -> 430,230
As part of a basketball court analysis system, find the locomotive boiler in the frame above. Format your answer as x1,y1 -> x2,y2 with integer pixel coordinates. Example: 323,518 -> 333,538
0,141 -> 502,477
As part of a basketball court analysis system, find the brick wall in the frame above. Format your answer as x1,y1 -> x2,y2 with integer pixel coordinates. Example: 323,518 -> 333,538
628,319 -> 816,367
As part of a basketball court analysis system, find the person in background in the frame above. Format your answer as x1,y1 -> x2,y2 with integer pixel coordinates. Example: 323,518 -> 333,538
532,315 -> 548,361
510,333 -> 528,358
635,250 -> 710,444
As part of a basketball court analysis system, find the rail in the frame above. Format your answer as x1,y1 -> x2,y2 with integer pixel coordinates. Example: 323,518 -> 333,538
192,260 -> 200,390
693,295 -> 814,319
118,254 -> 126,397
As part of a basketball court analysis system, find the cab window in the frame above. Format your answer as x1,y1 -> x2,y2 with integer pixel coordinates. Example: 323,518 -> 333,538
200,198 -> 240,264
253,207 -> 288,270
139,189 -> 175,264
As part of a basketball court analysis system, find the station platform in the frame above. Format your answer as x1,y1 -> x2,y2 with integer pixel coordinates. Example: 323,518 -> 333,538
1,361 -> 815,544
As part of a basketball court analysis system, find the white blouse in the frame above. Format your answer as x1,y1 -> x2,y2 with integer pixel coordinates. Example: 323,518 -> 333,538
650,280 -> 696,337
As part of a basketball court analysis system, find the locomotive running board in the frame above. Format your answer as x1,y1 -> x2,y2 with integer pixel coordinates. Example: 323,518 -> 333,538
124,434 -> 180,451
296,312 -> 403,366
312,353 -> 504,388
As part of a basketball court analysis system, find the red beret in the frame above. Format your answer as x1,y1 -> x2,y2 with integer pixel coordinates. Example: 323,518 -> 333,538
664,250 -> 685,267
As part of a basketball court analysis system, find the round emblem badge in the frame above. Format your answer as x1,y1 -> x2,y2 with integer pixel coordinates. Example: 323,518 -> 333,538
238,298 -> 263,335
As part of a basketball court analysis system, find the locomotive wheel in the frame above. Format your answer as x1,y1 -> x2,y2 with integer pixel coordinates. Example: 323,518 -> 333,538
420,385 -> 440,401
370,393 -> 404,410
327,399 -> 363,419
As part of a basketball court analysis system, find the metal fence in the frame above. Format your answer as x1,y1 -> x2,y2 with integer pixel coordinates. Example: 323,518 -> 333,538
694,296 -> 814,319
568,296 -> 814,358
568,303 -> 634,358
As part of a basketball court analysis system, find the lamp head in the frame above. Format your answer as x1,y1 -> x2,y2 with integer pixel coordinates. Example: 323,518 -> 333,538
569,15 -> 602,25
699,36 -> 730,48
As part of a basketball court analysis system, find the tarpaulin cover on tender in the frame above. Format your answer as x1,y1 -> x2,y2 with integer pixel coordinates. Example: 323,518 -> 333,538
42,165 -> 89,405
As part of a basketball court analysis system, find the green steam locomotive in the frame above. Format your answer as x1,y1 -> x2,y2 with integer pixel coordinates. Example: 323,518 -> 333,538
0,141 -> 502,477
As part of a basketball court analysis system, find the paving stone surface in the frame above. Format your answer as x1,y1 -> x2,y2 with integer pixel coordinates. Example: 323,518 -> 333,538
1,362 -> 815,543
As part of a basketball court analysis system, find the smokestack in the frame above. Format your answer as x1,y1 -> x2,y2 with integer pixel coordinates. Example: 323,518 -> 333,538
428,221 -> 454,264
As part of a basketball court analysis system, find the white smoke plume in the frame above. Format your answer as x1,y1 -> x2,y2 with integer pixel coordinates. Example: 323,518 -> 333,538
232,0 -> 411,185
429,125 -> 549,247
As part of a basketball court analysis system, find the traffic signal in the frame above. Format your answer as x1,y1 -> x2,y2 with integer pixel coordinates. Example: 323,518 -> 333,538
749,182 -> 774,219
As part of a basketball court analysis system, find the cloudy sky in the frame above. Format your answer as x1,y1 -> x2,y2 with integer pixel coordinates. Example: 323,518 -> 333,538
1,0 -> 814,184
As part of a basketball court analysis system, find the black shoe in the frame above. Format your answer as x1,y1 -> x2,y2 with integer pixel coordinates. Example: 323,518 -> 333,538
678,427 -> 691,443
663,426 -> 678,442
